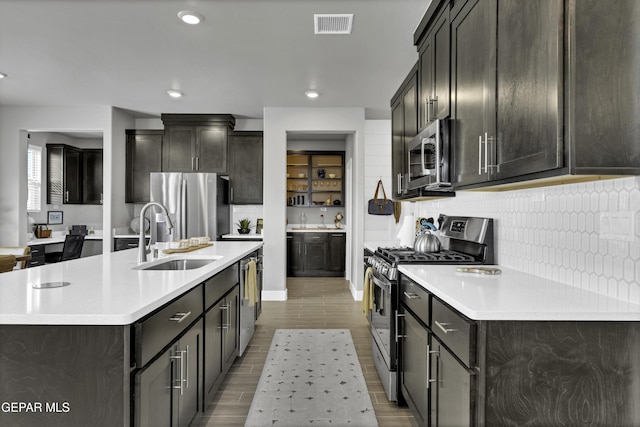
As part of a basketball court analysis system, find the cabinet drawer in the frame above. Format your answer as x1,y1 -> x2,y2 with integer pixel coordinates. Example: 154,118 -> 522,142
204,264 -> 238,310
29,245 -> 45,256
431,298 -> 475,367
400,275 -> 430,325
134,285 -> 203,368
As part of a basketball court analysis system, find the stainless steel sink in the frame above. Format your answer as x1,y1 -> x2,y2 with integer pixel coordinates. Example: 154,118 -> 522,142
134,256 -> 222,271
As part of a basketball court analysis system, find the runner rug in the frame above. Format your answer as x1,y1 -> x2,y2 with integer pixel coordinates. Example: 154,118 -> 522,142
245,329 -> 378,426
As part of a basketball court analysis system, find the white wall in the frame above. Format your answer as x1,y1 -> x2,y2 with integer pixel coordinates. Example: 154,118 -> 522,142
263,107 -> 366,300
363,120 -> 398,242
401,176 -> 640,305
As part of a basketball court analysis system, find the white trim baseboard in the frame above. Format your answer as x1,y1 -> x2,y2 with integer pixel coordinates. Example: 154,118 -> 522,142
261,289 -> 288,301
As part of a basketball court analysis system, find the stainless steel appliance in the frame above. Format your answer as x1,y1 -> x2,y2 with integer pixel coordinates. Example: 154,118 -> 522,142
365,215 -> 494,402
238,250 -> 263,356
406,119 -> 451,191
149,172 -> 230,242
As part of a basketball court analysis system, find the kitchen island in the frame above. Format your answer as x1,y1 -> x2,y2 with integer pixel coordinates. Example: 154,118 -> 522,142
398,264 -> 640,426
0,241 -> 262,426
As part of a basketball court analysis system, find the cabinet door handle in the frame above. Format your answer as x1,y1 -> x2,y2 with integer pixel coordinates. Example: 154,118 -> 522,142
170,350 -> 185,395
434,320 -> 458,334
403,291 -> 421,299
395,311 -> 405,342
478,135 -> 483,175
484,132 -> 489,174
191,157 -> 195,171
168,311 -> 191,323
196,156 -> 200,170
65,190 -> 69,202
397,173 -> 403,194
426,344 -> 440,389
184,345 -> 189,390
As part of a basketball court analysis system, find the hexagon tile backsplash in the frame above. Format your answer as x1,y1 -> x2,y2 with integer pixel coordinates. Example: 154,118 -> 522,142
408,176 -> 640,305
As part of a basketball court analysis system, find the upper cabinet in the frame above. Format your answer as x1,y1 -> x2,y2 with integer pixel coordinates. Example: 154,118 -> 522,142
416,2 -> 450,130
286,151 -> 345,207
47,144 -> 102,205
450,0 -> 563,187
392,0 -> 639,192
228,131 -> 264,204
161,114 -> 235,174
390,63 -> 419,199
568,0 -> 640,175
125,130 -> 163,203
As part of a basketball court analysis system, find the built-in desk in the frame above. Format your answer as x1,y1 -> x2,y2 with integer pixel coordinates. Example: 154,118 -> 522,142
28,234 -> 103,266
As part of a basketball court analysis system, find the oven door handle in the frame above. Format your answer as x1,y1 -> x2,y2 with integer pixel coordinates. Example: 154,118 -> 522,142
370,273 -> 391,293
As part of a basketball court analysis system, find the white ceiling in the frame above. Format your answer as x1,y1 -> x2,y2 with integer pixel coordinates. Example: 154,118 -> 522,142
0,0 -> 428,120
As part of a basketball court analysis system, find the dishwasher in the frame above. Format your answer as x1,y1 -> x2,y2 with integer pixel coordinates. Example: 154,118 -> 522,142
239,251 -> 262,356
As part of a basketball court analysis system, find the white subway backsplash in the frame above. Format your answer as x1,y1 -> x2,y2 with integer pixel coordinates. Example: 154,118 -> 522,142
231,205 -> 264,232
408,176 -> 640,305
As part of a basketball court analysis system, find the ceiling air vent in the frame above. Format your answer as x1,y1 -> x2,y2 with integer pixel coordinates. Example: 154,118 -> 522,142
314,14 -> 354,35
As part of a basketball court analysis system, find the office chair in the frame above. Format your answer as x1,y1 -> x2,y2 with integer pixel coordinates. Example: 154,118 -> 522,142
45,235 -> 85,264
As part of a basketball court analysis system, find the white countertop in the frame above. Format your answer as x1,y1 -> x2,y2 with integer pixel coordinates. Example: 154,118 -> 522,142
221,233 -> 263,240
286,224 -> 346,233
0,241 -> 262,325
399,264 -> 640,321
28,235 -> 103,245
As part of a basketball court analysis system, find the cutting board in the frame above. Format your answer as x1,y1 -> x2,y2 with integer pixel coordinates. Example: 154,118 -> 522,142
162,243 -> 213,254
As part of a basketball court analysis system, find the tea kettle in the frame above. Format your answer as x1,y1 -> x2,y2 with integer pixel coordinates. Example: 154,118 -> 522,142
414,230 -> 441,253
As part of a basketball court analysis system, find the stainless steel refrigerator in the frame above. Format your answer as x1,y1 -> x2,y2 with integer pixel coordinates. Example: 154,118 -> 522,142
149,172 -> 230,242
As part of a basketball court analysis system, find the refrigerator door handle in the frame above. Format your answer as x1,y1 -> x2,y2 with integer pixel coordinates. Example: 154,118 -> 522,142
181,178 -> 188,239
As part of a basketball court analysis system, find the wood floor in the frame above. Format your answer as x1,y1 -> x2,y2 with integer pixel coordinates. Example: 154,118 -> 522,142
193,277 -> 416,426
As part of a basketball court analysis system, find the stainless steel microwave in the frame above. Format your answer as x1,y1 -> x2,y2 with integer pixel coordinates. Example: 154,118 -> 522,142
406,119 -> 452,191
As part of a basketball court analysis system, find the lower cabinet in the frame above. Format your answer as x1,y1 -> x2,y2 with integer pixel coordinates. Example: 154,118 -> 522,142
132,284 -> 204,427
203,264 -> 240,407
399,274 -> 640,426
134,319 -> 203,427
114,237 -> 149,251
401,310 -> 430,426
287,232 -> 345,277
27,244 -> 45,267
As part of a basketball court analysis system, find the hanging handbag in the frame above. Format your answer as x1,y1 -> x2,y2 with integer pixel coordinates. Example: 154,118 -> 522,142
367,180 -> 395,216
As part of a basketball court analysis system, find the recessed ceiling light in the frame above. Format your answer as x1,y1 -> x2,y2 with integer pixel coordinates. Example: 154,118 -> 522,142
305,90 -> 320,99
178,10 -> 205,25
0,72 -> 7,79
167,90 -> 183,98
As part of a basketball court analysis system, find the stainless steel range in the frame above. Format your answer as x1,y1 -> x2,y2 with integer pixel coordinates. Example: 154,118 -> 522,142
365,215 -> 494,402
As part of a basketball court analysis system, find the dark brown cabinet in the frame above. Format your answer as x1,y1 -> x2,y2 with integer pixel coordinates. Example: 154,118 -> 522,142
390,64 -> 419,199
568,0 -> 640,175
229,131 -> 263,204
450,0 -> 563,188
161,114 -> 235,174
399,274 -> 640,426
287,232 -> 345,277
416,2 -> 450,129
203,265 -> 239,407
125,130 -> 163,203
47,144 -> 103,205
82,149 -> 103,205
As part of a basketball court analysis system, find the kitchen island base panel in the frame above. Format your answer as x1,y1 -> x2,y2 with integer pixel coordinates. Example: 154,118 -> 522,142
480,321 -> 640,426
0,325 -> 129,427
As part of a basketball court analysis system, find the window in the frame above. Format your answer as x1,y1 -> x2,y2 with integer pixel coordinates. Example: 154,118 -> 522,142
27,144 -> 42,212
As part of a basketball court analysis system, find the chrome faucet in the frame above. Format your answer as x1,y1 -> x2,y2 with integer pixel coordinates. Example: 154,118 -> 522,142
138,202 -> 174,263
